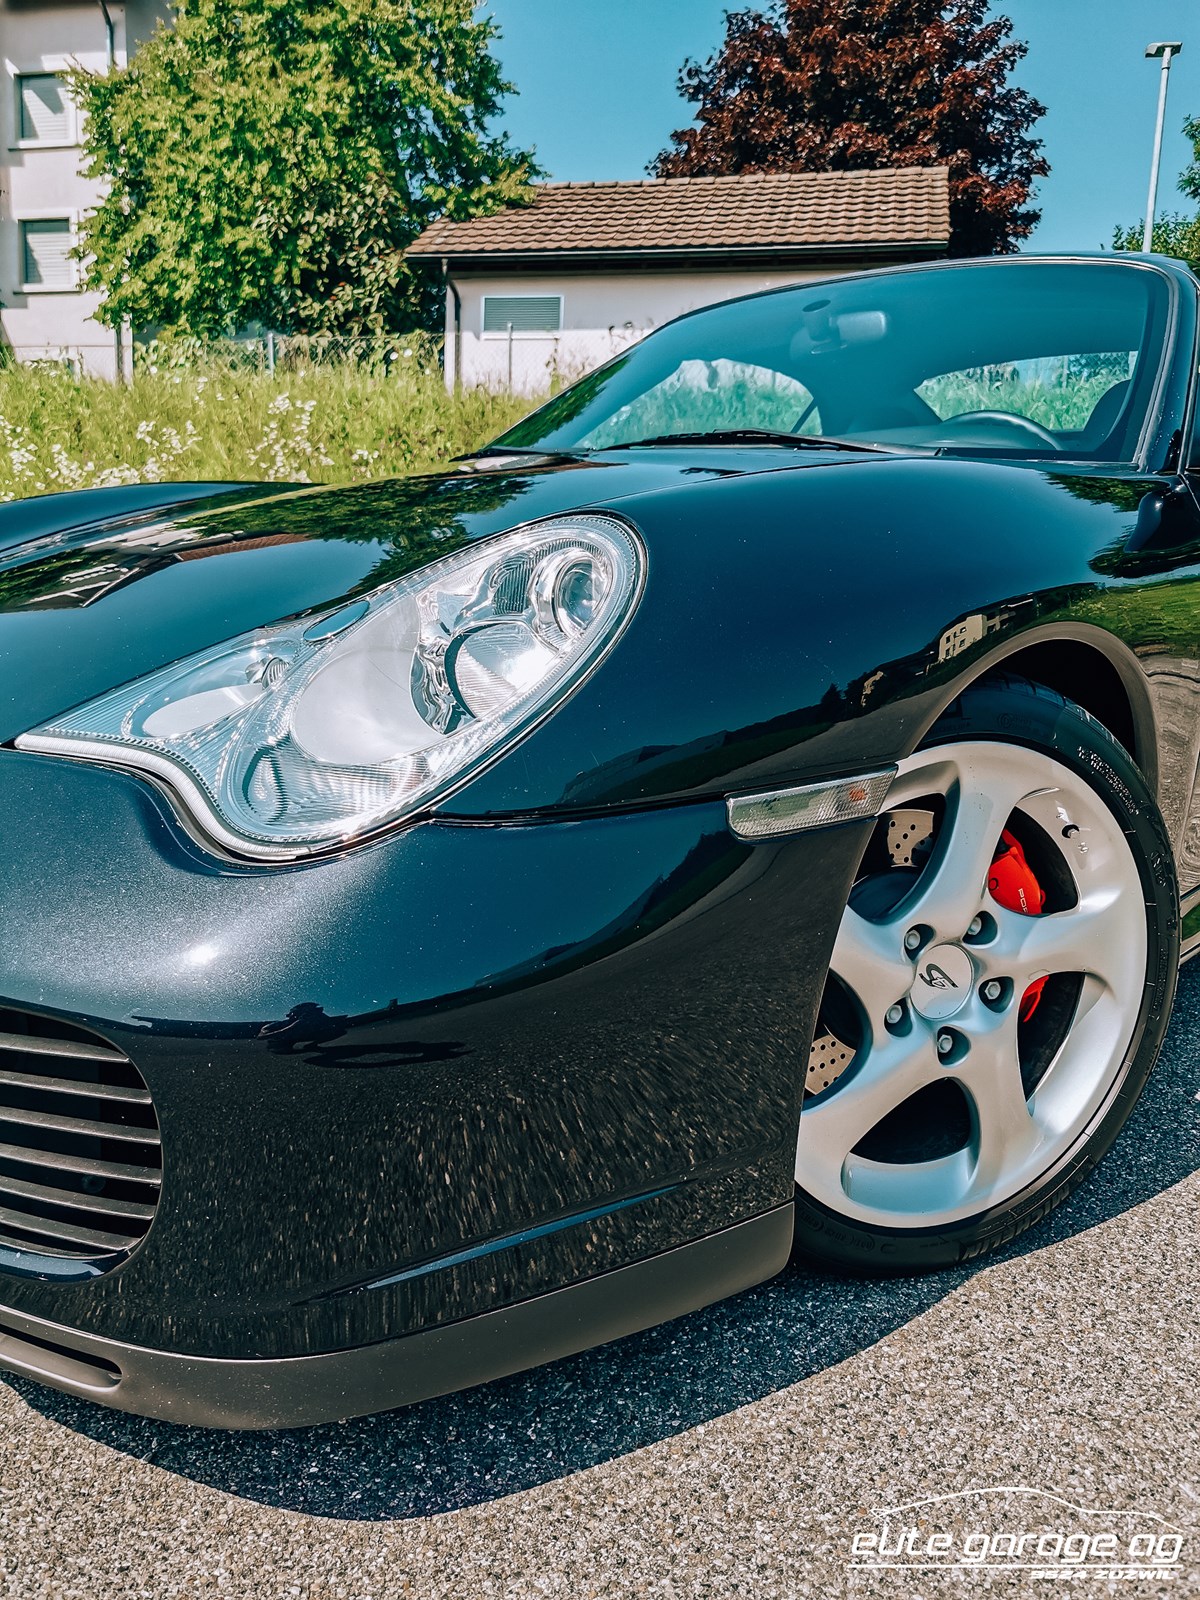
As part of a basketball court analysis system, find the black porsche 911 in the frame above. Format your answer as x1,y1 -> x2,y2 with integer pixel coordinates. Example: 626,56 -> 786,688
0,253 -> 1195,1427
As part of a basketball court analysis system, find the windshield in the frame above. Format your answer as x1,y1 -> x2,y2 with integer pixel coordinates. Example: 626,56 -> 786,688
491,260 -> 1171,464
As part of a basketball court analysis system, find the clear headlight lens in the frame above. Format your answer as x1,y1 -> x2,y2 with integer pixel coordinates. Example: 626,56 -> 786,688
16,515 -> 643,860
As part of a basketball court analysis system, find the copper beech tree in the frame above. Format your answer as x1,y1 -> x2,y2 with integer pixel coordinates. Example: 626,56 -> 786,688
652,0 -> 1048,256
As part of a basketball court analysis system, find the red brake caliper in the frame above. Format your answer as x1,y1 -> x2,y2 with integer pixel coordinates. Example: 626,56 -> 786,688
987,828 -> 1047,1022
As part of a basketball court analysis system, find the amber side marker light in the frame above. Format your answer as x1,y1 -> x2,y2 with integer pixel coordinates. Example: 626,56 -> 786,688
726,769 -> 896,841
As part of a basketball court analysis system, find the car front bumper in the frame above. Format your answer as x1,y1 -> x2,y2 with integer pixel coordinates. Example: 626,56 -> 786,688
0,749 -> 869,1424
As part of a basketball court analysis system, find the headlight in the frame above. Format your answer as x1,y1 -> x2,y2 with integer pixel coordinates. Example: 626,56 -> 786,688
16,515 -> 644,860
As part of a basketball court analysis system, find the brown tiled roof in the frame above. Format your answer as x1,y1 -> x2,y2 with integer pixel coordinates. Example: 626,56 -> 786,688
408,168 -> 950,262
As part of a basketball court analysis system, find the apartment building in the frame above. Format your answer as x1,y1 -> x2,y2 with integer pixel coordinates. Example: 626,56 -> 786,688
0,0 -> 166,376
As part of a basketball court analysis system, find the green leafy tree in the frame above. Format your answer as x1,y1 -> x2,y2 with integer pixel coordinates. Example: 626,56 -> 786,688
651,0 -> 1048,256
1112,212 -> 1200,266
1181,113 -> 1200,213
1114,115 -> 1200,267
71,0 -> 537,338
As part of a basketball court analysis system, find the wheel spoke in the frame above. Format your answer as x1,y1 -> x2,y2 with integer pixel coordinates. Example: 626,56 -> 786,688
1071,972 -> 1108,1029
957,1013 -> 1043,1198
992,887 -> 1129,991
828,906 -> 911,1017
798,1029 -> 943,1195
895,756 -> 1044,940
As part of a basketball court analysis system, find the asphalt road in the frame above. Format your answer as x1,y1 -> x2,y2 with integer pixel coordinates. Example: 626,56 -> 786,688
3,966 -> 1199,1599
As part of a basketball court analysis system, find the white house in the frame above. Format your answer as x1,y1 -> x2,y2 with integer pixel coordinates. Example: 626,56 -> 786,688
408,168 -> 951,395
0,0 -> 167,377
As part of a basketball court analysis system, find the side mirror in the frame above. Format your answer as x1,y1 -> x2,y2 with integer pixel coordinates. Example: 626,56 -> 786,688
1124,480 -> 1196,553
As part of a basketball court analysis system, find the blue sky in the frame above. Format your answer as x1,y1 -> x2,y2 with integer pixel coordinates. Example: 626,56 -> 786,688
486,1 -> 1200,252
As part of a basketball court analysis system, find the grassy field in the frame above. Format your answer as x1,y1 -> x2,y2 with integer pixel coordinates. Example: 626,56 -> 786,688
0,356 -> 534,500
917,367 -> 1128,432
0,347 -> 1133,502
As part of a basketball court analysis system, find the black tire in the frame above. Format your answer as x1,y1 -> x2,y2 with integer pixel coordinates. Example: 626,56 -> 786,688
793,675 -> 1179,1272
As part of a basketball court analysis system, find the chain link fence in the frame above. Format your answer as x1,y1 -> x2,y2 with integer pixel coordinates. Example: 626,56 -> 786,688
135,331 -> 446,377
0,331 -> 446,383
1,325 -> 644,396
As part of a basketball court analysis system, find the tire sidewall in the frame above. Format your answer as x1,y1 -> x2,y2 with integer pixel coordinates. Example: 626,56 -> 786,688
793,678 -> 1180,1273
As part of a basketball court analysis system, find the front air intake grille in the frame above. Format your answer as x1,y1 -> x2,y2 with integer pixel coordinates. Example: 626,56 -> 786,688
0,1008 -> 161,1268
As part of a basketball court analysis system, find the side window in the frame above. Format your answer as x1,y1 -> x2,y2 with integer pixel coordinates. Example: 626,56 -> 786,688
917,352 -> 1135,438
577,359 -> 819,448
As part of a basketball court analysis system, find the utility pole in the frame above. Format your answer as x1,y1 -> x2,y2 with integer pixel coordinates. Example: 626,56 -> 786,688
1143,42 -> 1183,253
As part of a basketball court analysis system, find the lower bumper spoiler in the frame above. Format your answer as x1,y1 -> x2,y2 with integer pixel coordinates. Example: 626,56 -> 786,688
0,1205 -> 793,1430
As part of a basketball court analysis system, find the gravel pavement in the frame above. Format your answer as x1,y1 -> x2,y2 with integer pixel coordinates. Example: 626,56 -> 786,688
3,965 -> 1199,1600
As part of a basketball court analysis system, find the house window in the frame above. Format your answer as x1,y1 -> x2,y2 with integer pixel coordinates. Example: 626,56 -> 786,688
17,73 -> 72,145
21,219 -> 76,290
482,295 -> 562,334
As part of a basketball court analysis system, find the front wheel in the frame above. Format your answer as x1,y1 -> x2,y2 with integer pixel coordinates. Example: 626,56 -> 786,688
794,677 -> 1178,1271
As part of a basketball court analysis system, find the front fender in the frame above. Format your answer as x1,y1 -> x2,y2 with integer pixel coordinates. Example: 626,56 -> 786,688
446,457 -> 1196,821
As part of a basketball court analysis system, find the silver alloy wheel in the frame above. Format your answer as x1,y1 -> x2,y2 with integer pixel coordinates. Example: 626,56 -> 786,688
795,740 -> 1148,1228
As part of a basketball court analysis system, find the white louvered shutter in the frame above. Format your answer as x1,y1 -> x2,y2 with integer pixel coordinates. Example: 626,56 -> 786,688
482,296 -> 562,333
19,75 -> 70,144
22,220 -> 74,288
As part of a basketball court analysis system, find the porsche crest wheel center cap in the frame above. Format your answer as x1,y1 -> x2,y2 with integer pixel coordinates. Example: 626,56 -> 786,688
909,943 -> 974,1021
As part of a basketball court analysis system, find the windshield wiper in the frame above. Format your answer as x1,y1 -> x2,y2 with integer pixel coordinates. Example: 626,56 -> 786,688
607,428 -> 896,454
458,445 -> 585,459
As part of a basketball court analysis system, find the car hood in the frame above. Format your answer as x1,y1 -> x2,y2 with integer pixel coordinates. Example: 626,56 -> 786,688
0,447 -> 888,746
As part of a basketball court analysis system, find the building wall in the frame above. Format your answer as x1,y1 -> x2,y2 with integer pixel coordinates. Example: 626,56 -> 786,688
0,1 -> 166,378
443,264 -> 882,395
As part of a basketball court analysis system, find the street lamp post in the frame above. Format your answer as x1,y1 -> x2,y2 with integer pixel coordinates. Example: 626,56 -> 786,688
1143,41 -> 1183,253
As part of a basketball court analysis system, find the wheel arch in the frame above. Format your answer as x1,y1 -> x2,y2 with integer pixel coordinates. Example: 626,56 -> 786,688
918,623 -> 1159,799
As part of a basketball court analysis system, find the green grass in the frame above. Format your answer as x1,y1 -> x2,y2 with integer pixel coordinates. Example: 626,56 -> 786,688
0,350 -> 1133,503
917,368 -> 1128,433
0,357 -> 535,500
571,362 -> 1125,448
579,372 -> 818,448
